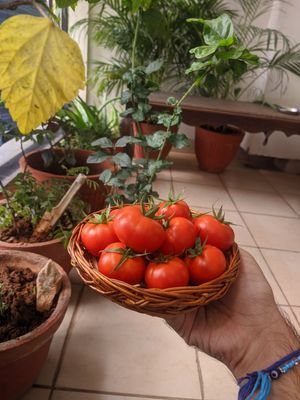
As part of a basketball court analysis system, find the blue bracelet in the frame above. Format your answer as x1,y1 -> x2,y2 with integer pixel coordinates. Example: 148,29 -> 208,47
237,349 -> 300,400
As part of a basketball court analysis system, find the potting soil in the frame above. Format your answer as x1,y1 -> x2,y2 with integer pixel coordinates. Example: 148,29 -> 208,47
0,266 -> 54,343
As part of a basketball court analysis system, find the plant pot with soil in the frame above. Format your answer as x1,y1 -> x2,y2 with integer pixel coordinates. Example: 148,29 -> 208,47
195,125 -> 244,173
0,249 -> 71,400
19,148 -> 111,212
0,172 -> 88,273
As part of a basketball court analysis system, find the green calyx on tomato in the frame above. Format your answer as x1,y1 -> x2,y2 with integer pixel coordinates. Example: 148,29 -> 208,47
100,245 -> 148,272
186,237 -> 207,258
212,205 -> 233,226
89,206 -> 113,224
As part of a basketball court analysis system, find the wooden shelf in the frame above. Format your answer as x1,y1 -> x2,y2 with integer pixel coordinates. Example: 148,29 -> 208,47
149,92 -> 300,137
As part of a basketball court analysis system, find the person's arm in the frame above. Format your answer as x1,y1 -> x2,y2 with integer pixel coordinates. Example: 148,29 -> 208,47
166,249 -> 300,399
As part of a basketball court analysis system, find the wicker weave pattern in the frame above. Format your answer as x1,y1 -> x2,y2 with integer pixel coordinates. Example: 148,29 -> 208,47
68,212 -> 240,317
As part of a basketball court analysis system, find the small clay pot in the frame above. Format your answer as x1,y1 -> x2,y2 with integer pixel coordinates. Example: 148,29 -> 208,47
0,238 -> 71,274
195,126 -> 244,173
0,249 -> 71,400
132,122 -> 177,159
19,148 -> 111,212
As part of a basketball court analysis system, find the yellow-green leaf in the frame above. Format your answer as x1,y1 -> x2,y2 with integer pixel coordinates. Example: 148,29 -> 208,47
0,15 -> 85,134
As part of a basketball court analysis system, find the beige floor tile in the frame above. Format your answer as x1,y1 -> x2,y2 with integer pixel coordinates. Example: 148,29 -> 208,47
280,306 -> 300,334
261,170 -> 300,195
52,391 -> 165,400
57,289 -> 202,399
171,168 -> 223,186
198,352 -> 238,400
167,150 -> 198,171
36,285 -> 82,385
220,169 -> 275,192
242,213 -> 300,252
156,168 -> 172,181
282,194 -> 300,216
261,249 -> 300,306
243,247 -> 287,305
228,189 -> 296,217
152,179 -> 173,200
173,182 -> 236,210
21,388 -> 50,400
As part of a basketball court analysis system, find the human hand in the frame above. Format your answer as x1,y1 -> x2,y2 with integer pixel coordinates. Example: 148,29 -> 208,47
166,249 -> 299,380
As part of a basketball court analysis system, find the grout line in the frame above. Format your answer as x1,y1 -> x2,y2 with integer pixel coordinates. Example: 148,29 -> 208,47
256,173 -> 300,217
218,174 -> 295,317
50,386 -> 201,400
232,210 -> 299,220
258,247 -> 300,254
195,350 -> 205,400
48,284 -> 85,400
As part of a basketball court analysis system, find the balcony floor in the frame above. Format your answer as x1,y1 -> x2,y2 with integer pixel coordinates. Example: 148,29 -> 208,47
23,149 -> 300,400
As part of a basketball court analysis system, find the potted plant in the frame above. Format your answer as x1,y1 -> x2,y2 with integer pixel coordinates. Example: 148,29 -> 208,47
0,249 -> 71,400
0,172 -> 88,272
184,14 -> 259,172
17,97 -> 119,211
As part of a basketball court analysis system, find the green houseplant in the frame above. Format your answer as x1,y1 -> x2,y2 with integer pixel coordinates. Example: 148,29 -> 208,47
0,172 -> 88,272
17,97 -> 119,211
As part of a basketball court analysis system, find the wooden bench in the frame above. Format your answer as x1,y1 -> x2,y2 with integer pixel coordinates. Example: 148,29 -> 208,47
149,92 -> 300,138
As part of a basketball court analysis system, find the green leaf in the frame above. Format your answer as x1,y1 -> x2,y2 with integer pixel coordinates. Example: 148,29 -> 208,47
132,109 -> 145,122
55,0 -> 77,8
87,151 -> 110,164
189,14 -> 234,46
167,97 -> 177,106
112,153 -> 132,167
100,169 -> 112,184
240,50 -> 260,65
120,90 -> 132,105
229,59 -> 248,78
147,160 -> 173,175
185,61 -> 211,74
169,133 -> 189,149
145,130 -> 170,149
145,59 -> 164,75
115,136 -> 142,147
218,47 -> 245,60
120,107 -> 135,118
190,45 -> 218,60
132,0 -> 152,13
91,137 -> 113,148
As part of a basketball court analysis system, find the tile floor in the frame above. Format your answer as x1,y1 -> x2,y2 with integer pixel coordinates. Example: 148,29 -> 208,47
23,150 -> 300,400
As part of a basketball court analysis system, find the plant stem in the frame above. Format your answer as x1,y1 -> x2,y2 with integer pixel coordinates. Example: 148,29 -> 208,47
131,11 -> 140,72
20,137 -> 28,173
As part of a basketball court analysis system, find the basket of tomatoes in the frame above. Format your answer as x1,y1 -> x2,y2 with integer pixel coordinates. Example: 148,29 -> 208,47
68,199 -> 240,317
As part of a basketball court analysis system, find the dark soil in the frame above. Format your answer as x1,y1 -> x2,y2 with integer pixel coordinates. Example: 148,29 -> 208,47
202,125 -> 241,135
0,266 -> 54,343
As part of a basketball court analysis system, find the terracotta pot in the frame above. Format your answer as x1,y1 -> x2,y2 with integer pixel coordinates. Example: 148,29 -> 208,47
0,237 -> 71,274
19,148 -> 111,212
132,122 -> 177,159
195,126 -> 244,173
0,249 -> 71,400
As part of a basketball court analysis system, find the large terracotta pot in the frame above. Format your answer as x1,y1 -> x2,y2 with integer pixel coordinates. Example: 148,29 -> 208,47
195,126 -> 244,173
132,122 -> 177,159
0,249 -> 71,400
19,148 -> 110,212
0,238 -> 71,274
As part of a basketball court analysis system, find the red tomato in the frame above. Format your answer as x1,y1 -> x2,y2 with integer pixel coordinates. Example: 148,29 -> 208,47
81,221 -> 118,256
113,205 -> 166,253
98,242 -> 145,284
160,217 -> 196,255
185,244 -> 226,284
193,215 -> 234,251
156,200 -> 191,221
145,257 -> 189,289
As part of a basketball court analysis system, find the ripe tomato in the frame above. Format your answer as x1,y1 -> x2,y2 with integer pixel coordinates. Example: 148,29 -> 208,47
160,217 -> 196,255
113,205 -> 166,253
98,242 -> 145,284
156,200 -> 191,221
145,257 -> 189,289
81,220 -> 118,256
185,244 -> 226,284
193,215 -> 234,251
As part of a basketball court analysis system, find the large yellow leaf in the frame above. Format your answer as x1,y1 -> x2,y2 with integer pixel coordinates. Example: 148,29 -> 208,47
0,15 -> 85,134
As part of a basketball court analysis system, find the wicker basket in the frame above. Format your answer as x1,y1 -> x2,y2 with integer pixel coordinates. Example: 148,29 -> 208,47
68,211 -> 240,317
